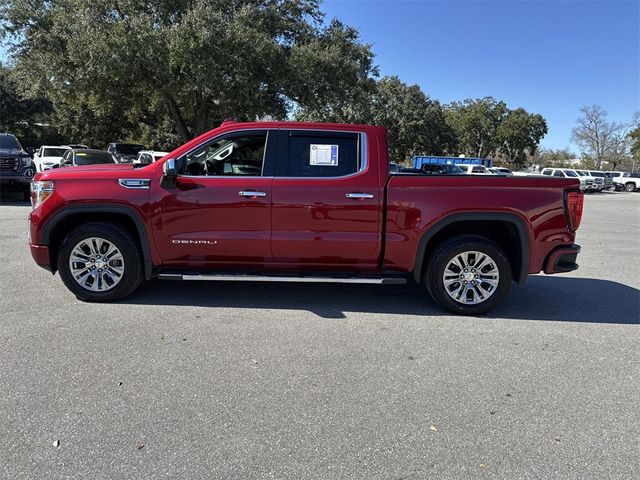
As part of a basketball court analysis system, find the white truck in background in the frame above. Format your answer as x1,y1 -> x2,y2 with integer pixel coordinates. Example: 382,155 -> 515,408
609,172 -> 640,192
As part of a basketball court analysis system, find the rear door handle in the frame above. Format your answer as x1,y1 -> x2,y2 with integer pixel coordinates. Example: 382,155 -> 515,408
345,192 -> 374,199
239,190 -> 267,197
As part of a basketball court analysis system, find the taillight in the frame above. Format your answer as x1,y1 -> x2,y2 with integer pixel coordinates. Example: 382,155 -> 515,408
565,190 -> 583,232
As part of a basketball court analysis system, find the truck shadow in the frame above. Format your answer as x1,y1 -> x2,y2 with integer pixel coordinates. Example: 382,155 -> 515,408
0,191 -> 30,206
124,276 -> 639,324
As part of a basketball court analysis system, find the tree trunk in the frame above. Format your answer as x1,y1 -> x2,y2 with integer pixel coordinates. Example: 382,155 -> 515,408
194,96 -> 210,136
161,91 -> 191,142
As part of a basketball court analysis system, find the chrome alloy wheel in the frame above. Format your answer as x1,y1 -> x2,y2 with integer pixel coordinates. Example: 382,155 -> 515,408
68,237 -> 125,292
442,250 -> 500,305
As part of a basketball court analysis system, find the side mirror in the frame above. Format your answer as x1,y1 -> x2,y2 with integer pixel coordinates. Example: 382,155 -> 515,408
161,158 -> 178,189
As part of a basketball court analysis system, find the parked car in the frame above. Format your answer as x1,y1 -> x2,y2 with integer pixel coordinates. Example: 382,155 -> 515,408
33,146 -> 72,172
420,163 -> 465,175
134,150 -> 169,165
609,172 -> 640,192
458,164 -> 489,175
106,143 -> 146,163
28,121 -> 584,315
488,167 -> 512,175
59,149 -> 117,168
606,172 -> 625,191
0,133 -> 35,200
588,171 -> 613,190
575,170 -> 603,191
540,168 -> 592,191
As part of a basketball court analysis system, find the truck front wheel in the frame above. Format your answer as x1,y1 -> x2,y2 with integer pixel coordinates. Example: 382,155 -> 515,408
425,235 -> 512,315
57,222 -> 143,302
625,182 -> 636,192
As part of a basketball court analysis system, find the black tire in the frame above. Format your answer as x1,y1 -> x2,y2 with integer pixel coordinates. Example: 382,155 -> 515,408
625,182 -> 636,192
57,222 -> 143,301
424,235 -> 512,315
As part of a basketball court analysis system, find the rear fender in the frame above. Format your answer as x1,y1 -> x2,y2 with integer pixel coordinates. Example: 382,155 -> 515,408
412,212 -> 530,284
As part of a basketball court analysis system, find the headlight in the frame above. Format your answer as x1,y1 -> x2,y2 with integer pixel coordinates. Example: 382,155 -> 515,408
21,157 -> 33,167
30,181 -> 55,208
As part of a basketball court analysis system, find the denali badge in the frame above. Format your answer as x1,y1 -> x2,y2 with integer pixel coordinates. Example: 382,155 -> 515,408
172,239 -> 218,245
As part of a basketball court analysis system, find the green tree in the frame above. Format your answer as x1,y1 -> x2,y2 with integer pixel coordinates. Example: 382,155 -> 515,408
1,0 -> 376,145
297,75 -> 457,163
495,108 -> 548,169
533,148 -> 578,169
628,112 -> 640,166
0,64 -> 63,146
363,77 -> 457,162
444,97 -> 508,158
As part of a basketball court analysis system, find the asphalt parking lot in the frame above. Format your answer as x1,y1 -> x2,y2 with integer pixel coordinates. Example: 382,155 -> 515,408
1,191 -> 638,480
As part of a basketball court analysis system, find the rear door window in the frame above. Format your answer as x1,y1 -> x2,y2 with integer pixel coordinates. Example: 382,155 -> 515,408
279,130 -> 360,177
553,170 -> 565,177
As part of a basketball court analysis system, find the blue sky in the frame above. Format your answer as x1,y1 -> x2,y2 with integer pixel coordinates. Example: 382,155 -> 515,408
322,0 -> 639,149
2,1 -> 638,149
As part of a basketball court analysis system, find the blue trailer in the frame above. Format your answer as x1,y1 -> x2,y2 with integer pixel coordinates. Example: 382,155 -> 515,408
412,156 -> 493,169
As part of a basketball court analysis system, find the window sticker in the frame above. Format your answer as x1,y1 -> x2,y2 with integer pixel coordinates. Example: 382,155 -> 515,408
310,144 -> 338,166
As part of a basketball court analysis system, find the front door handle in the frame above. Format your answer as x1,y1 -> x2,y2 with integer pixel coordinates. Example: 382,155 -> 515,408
345,192 -> 374,200
239,190 -> 267,198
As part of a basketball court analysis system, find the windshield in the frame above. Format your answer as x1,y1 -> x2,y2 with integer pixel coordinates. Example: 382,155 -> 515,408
75,151 -> 116,165
43,148 -> 69,157
563,170 -> 578,177
116,144 -> 145,155
589,172 -> 605,177
0,135 -> 21,150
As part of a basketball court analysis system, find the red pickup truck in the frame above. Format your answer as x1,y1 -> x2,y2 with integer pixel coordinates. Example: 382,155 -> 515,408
28,121 -> 583,315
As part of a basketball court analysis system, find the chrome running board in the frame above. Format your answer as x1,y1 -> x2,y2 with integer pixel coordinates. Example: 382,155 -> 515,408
158,273 -> 406,285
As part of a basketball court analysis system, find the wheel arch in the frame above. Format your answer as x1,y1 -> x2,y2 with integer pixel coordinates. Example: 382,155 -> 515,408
40,204 -> 153,280
412,212 -> 530,285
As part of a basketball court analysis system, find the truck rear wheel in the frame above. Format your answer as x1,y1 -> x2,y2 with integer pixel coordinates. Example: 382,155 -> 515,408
57,222 -> 143,302
424,235 -> 512,315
